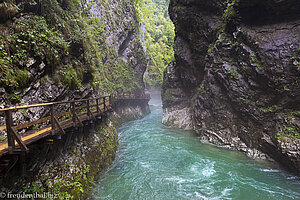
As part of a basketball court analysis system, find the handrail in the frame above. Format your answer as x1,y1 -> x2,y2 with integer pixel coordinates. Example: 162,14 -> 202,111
0,95 -> 111,112
0,95 -> 112,152
0,92 -> 150,156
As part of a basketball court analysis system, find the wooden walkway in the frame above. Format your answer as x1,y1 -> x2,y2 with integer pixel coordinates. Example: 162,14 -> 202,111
0,93 -> 150,158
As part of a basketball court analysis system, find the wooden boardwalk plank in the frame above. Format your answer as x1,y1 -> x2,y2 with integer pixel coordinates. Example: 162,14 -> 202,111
0,125 -> 6,131
0,127 -> 52,156
0,103 -> 109,156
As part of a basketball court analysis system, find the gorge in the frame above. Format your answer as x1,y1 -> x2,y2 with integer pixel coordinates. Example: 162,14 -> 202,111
92,92 -> 300,199
0,0 -> 300,199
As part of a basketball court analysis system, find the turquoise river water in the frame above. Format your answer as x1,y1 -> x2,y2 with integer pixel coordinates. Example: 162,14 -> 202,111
92,93 -> 300,200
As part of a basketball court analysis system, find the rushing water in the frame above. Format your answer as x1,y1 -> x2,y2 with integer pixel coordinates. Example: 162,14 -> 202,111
92,93 -> 300,200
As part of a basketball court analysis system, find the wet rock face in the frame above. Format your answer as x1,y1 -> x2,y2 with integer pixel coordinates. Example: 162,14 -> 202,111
0,0 -> 147,129
163,0 -> 300,174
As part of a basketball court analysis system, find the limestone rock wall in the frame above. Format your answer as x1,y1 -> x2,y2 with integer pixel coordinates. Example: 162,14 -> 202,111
162,0 -> 300,174
0,0 -> 147,140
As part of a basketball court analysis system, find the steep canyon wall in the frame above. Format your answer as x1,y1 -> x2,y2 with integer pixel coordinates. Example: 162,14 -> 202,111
0,0 -> 147,124
162,0 -> 300,174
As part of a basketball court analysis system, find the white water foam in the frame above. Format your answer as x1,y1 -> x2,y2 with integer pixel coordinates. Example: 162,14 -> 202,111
259,168 -> 281,173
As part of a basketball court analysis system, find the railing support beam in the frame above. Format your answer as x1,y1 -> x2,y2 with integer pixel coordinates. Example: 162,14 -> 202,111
103,97 -> 106,111
96,99 -> 100,113
87,100 -> 96,121
5,110 -> 28,152
54,117 -> 65,135
50,104 -> 55,135
5,110 -> 15,151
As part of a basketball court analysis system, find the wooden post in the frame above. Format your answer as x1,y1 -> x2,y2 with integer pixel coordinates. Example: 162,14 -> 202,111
87,100 -> 90,120
87,100 -> 96,121
51,104 -> 55,135
109,95 -> 112,108
103,97 -> 106,111
5,109 -> 28,152
96,99 -> 100,113
5,110 -> 15,151
71,102 -> 76,127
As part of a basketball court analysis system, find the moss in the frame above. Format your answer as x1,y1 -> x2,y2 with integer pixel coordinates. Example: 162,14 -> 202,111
24,119 -> 118,200
207,43 -> 215,54
259,105 -> 277,113
245,99 -> 256,105
277,126 -> 300,141
197,86 -> 204,94
164,89 -> 173,102
59,64 -> 82,88
0,15 -> 68,96
249,53 -> 264,71
227,68 -> 238,79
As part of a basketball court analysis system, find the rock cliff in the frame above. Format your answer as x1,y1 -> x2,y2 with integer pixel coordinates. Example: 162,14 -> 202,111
162,0 -> 300,174
0,0 -> 147,136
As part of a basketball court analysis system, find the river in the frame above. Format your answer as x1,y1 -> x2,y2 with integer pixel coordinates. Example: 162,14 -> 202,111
92,92 -> 300,200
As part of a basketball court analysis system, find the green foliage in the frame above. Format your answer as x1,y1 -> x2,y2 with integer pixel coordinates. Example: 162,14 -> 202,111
250,54 -> 257,63
24,119 -> 119,199
227,68 -> 238,79
283,85 -> 290,91
137,0 -> 175,88
223,0 -> 240,30
260,105 -> 277,113
60,64 -> 82,88
24,182 -> 44,194
276,131 -> 285,141
245,99 -> 256,105
33,124 -> 39,130
0,15 -> 68,96
277,126 -> 300,141
25,163 -> 89,199
1,0 -> 145,103
10,16 -> 68,66
133,0 -> 143,27
197,86 -> 204,94
92,59 -> 142,93
40,0 -> 142,94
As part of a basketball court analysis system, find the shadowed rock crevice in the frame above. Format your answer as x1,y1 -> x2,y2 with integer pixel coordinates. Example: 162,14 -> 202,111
238,0 -> 300,25
118,30 -> 135,56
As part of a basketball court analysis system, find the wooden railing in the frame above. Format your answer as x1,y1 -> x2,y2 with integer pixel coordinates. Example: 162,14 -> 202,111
0,92 -> 150,156
0,96 -> 112,154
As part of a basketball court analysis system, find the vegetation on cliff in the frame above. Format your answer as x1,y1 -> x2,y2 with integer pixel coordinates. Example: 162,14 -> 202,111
23,119 -> 118,199
135,0 -> 175,88
0,0 -> 146,105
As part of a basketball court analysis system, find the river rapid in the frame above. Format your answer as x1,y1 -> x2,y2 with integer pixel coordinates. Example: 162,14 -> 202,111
92,92 -> 300,200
